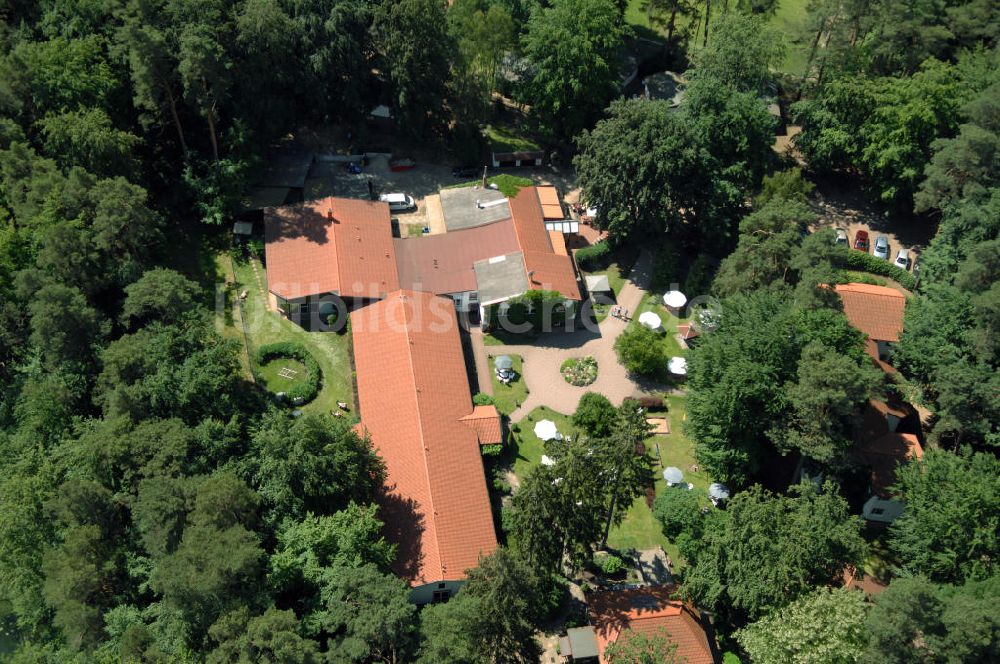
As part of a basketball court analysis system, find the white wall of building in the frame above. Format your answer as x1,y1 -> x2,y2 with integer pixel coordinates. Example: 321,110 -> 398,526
862,495 -> 905,523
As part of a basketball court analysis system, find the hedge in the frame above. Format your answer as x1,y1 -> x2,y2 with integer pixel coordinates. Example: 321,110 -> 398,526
835,248 -> 916,290
254,342 -> 322,404
473,392 -> 495,406
576,240 -> 611,270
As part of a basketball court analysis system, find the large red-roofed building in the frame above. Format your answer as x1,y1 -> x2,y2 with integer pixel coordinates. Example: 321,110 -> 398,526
351,290 -> 501,603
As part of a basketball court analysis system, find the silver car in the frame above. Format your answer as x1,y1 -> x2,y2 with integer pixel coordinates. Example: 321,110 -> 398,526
893,249 -> 910,269
873,235 -> 889,260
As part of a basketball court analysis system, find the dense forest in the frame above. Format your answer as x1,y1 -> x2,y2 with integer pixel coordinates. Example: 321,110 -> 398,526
1,0 -> 998,662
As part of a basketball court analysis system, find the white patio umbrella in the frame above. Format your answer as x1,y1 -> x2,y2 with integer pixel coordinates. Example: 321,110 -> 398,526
534,419 -> 558,441
663,290 -> 687,309
668,356 -> 688,376
541,455 -> 556,467
709,483 -> 730,502
638,311 -> 662,330
663,467 -> 684,485
494,355 -> 514,370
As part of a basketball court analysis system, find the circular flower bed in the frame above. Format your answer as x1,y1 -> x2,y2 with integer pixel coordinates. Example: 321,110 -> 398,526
561,356 -> 598,386
254,342 -> 322,405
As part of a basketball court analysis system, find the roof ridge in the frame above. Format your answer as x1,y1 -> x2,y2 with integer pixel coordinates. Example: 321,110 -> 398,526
399,292 -> 447,582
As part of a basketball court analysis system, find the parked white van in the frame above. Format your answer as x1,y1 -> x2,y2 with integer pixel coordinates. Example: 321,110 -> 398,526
379,193 -> 416,212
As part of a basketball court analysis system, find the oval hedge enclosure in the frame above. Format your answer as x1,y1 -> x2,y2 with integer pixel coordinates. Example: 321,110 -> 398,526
254,342 -> 322,404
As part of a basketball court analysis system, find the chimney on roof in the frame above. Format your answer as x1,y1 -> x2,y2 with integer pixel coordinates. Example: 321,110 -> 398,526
327,208 -> 336,223
528,270 -> 536,283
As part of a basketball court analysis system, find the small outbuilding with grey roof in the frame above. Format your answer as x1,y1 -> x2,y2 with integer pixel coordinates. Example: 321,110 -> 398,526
560,627 -> 600,663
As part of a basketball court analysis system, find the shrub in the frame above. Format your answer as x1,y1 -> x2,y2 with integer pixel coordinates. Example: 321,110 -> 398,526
636,395 -> 665,410
594,553 -> 625,575
473,392 -> 495,406
576,240 -> 612,270
614,325 -> 667,376
486,289 -> 569,332
573,392 -> 618,437
835,247 -> 916,289
510,423 -> 520,433
254,342 -> 322,404
481,444 -> 504,457
652,488 -> 706,540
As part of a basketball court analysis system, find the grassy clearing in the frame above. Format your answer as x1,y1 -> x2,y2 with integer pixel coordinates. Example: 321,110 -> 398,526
607,395 -> 712,568
484,124 -> 541,153
511,406 -> 578,481
488,354 -> 529,416
257,358 -> 309,394
623,293 -> 689,381
225,255 -> 354,415
443,173 -> 535,197
626,0 -> 812,75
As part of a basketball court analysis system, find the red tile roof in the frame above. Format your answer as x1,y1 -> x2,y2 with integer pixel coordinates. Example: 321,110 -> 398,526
537,185 -> 564,220
524,251 -> 582,300
588,586 -> 714,664
677,323 -> 700,340
394,219 -> 520,295
853,432 -> 923,497
460,405 -> 504,445
264,197 -> 399,300
835,283 -> 906,343
508,187 -> 556,254
351,291 -> 497,586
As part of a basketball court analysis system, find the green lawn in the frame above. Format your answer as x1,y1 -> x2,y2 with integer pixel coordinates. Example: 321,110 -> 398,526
627,293 -> 689,380
443,174 -> 535,198
257,358 -> 309,394
224,255 -> 355,415
488,354 -> 529,416
607,395 -> 712,569
484,124 -> 541,153
626,0 -> 812,75
511,406 -> 579,481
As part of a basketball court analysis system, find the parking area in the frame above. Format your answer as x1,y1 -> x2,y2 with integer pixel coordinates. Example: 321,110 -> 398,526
809,179 -> 938,272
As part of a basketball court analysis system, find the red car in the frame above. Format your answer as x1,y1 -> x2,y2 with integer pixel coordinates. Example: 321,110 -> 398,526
853,230 -> 870,251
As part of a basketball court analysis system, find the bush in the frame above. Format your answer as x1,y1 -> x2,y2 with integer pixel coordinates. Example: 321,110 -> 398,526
481,444 -> 504,457
576,240 -> 612,270
486,289 -> 569,332
636,395 -> 665,410
254,342 -> 322,404
652,488 -> 706,540
573,392 -> 618,437
510,423 -> 520,433
614,325 -> 667,376
594,553 -> 625,575
835,247 -> 916,290
473,392 -> 495,406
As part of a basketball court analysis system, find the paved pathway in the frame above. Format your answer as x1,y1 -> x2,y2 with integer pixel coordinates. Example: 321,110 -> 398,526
475,250 -> 662,421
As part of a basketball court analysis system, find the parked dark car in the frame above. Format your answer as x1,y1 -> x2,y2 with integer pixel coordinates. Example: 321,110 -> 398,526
853,230 -> 870,251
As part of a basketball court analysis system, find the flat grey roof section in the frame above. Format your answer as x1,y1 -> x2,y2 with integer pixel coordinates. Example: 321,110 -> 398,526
440,185 -> 511,231
566,627 -> 600,659
474,252 -> 528,305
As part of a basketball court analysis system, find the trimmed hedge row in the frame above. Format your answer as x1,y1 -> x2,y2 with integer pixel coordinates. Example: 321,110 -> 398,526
255,342 -> 322,404
835,248 -> 916,290
576,240 -> 611,270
